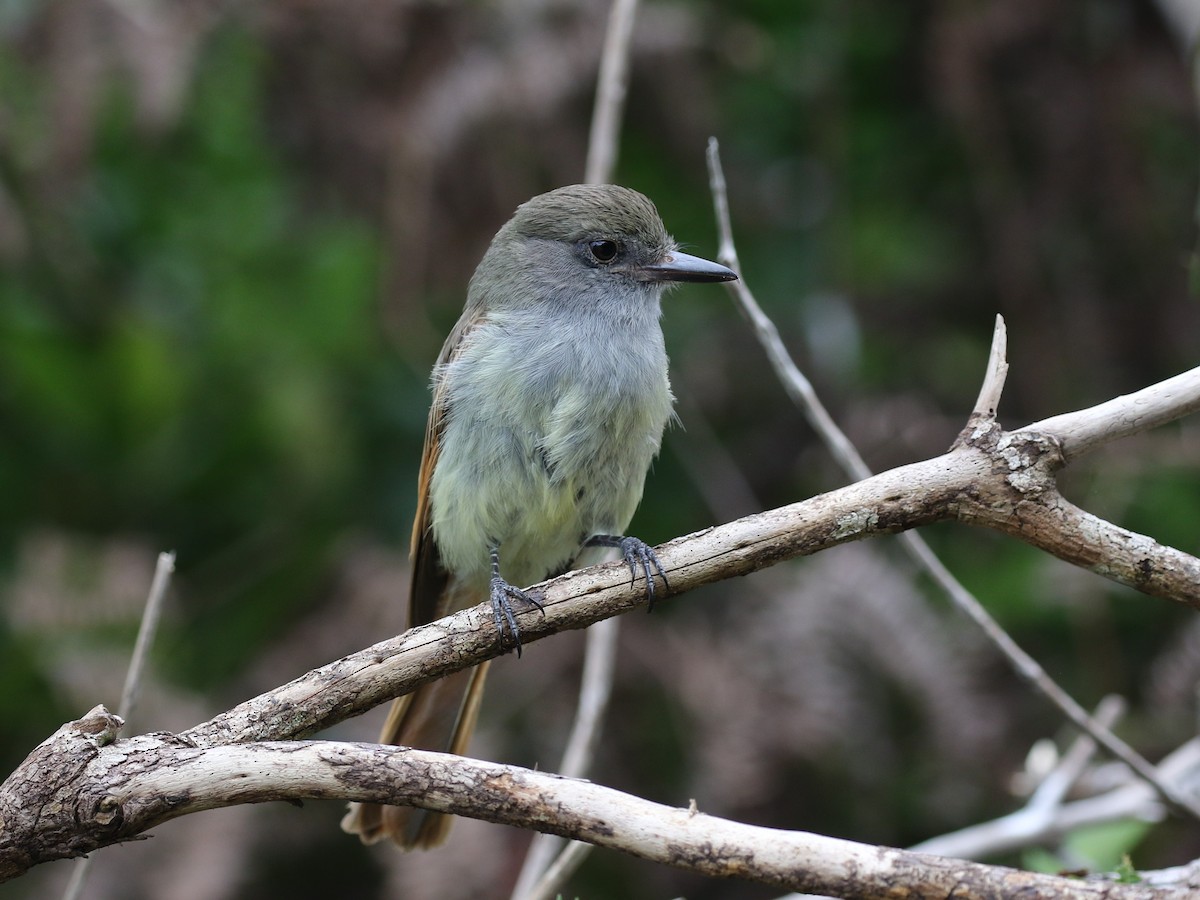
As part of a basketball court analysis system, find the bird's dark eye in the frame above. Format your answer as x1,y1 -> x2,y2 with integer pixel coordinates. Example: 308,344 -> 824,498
588,240 -> 619,263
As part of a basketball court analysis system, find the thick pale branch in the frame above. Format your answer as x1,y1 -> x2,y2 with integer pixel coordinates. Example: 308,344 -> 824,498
952,422 -> 1200,604
181,450 -> 977,748
2,707 -> 1194,898
960,476 -> 1200,601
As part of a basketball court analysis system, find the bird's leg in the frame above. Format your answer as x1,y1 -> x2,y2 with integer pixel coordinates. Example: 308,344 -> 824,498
489,546 -> 544,657
585,534 -> 669,612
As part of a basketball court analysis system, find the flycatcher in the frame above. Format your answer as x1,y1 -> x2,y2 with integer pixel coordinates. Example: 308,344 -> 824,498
343,184 -> 736,848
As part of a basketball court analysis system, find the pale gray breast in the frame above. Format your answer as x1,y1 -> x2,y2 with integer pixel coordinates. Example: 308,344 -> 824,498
431,289 -> 674,585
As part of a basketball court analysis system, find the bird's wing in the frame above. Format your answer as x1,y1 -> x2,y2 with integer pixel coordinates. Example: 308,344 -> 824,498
408,306 -> 487,627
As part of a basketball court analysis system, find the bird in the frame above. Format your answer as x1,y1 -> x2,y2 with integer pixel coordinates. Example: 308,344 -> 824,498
341,183 -> 736,849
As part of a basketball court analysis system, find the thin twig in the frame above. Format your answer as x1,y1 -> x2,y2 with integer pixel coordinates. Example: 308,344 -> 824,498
509,619 -> 613,898
117,551 -> 177,725
584,0 -> 640,186
911,695 -> 1129,859
970,314 -> 1009,419
559,619 -> 621,779
1028,694 -> 1126,815
704,137 -> 1200,821
514,2 -> 641,896
525,837 -> 595,900
706,138 -> 871,483
61,550 -> 176,900
894,536 -> 1199,818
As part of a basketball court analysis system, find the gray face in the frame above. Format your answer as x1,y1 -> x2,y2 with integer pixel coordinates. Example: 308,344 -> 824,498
474,184 -> 735,314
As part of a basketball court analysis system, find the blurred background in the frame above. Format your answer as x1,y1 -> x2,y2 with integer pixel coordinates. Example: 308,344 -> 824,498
1,0 -> 1199,898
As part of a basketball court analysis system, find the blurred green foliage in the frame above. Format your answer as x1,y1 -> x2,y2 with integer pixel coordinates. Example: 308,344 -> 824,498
0,31 -> 408,700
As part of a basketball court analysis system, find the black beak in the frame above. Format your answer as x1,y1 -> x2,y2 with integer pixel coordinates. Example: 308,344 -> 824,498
638,250 -> 737,284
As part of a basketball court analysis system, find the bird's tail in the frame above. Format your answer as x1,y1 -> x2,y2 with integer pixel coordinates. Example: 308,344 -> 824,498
341,660 -> 490,848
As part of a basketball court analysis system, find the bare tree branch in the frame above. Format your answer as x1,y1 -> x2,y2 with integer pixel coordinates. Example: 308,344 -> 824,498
583,0 -> 639,186
525,839 -> 594,900
4,706 -> 1196,898
911,696 -> 1140,859
1020,366 -> 1200,461
116,551 -> 176,730
509,617 -> 613,899
1026,695 -> 1126,815
61,549 -> 175,900
706,137 -> 870,482
912,736 -> 1200,861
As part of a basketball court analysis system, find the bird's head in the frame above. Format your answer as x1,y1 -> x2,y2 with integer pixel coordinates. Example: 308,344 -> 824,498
470,184 -> 736,315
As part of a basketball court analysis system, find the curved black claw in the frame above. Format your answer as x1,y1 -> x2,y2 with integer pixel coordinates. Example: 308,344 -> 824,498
587,534 -> 669,612
489,547 -> 544,657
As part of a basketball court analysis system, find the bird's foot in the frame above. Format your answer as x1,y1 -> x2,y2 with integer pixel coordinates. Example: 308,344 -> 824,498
586,534 -> 669,611
489,569 -> 544,658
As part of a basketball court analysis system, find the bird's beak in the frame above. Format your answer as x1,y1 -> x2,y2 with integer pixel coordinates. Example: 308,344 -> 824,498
637,251 -> 738,284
